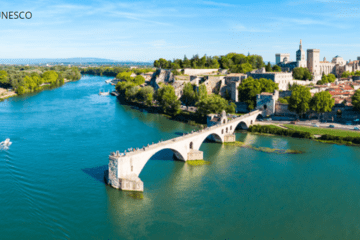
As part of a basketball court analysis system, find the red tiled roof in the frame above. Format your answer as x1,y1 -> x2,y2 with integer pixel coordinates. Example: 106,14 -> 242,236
348,60 -> 360,65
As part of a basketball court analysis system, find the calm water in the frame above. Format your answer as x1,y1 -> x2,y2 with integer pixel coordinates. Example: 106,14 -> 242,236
1,75 -> 360,239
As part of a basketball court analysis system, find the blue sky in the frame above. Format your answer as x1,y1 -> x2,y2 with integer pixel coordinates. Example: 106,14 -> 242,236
1,0 -> 360,62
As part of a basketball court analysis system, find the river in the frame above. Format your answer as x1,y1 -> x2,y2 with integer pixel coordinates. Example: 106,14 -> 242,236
1,75 -> 360,239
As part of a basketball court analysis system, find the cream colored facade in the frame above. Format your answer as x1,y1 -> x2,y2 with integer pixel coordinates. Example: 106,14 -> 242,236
276,40 -> 353,79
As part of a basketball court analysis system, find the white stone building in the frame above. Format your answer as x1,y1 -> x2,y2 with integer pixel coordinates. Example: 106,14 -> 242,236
275,40 -> 353,81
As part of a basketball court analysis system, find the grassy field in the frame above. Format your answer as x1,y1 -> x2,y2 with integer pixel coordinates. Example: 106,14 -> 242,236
283,124 -> 360,137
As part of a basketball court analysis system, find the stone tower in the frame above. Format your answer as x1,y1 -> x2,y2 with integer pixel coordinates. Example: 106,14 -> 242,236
275,53 -> 290,65
307,49 -> 320,76
296,39 -> 305,61
296,39 -> 307,68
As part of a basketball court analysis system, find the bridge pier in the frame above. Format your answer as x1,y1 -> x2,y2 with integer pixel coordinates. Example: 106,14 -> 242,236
224,134 -> 236,142
187,150 -> 204,160
106,156 -> 144,192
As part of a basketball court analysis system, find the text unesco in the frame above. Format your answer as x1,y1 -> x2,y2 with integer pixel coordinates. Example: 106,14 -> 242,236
1,11 -> 32,19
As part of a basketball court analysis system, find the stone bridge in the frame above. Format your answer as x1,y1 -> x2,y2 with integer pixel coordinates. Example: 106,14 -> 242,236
106,110 -> 263,192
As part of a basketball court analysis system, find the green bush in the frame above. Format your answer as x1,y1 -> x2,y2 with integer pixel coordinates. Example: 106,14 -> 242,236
320,134 -> 360,144
248,125 -> 312,139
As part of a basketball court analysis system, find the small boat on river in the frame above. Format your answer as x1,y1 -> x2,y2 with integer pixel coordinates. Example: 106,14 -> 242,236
110,91 -> 119,96
99,90 -> 110,96
0,138 -> 12,147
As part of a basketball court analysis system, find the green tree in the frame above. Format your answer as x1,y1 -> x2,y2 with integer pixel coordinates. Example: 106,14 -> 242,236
288,85 -> 312,117
24,76 -> 37,91
42,71 -> 58,84
155,85 -> 181,116
278,97 -> 289,104
210,58 -> 220,69
196,84 -> 208,102
272,65 -> 281,72
265,62 -> 272,72
116,71 -> 132,82
354,71 -> 360,76
293,67 -> 304,80
137,86 -> 154,102
196,94 -> 235,116
352,89 -> 360,112
16,86 -> 26,95
154,60 -> 160,68
327,73 -> 336,83
133,75 -> 145,85
115,81 -> 136,94
182,55 -> 191,68
304,69 -> 313,80
171,62 -> 181,69
310,91 -> 335,119
239,63 -> 253,73
0,70 -> 9,86
158,58 -> 169,69
145,92 -> 153,106
180,82 -> 196,107
320,73 -> 328,84
293,67 -> 312,80
317,73 -> 336,85
238,77 -> 278,110
125,86 -> 140,101
341,71 -> 351,78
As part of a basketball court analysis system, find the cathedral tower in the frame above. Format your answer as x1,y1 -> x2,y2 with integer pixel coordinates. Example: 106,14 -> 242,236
296,39 -> 306,67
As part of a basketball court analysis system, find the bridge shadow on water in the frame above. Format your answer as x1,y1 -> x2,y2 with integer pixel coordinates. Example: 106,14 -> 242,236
82,165 -> 108,184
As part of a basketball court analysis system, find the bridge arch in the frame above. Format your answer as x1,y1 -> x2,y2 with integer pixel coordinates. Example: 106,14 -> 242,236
137,147 -> 187,181
236,121 -> 248,129
192,132 -> 223,151
134,147 -> 187,177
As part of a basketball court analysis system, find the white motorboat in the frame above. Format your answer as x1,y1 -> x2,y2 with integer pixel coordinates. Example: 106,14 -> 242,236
0,138 -> 12,147
105,79 -> 112,83
99,90 -> 110,96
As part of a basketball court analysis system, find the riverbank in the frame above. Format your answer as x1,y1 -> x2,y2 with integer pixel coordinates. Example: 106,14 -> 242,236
0,78 -> 81,102
116,94 -> 207,128
283,124 -> 360,138
249,124 -> 360,146
0,88 -> 17,101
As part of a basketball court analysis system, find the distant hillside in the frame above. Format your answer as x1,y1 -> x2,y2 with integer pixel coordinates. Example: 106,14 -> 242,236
0,58 -> 152,65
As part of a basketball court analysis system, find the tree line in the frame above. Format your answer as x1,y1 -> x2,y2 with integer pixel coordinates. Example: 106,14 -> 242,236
115,80 -> 236,117
292,67 -> 313,80
153,53 -> 265,74
0,66 -> 81,95
285,85 -> 336,118
317,73 -> 336,85
237,77 -> 279,110
341,71 -> 360,78
80,66 -> 154,77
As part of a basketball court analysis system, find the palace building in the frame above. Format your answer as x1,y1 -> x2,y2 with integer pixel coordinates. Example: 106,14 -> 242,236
276,40 -> 358,81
